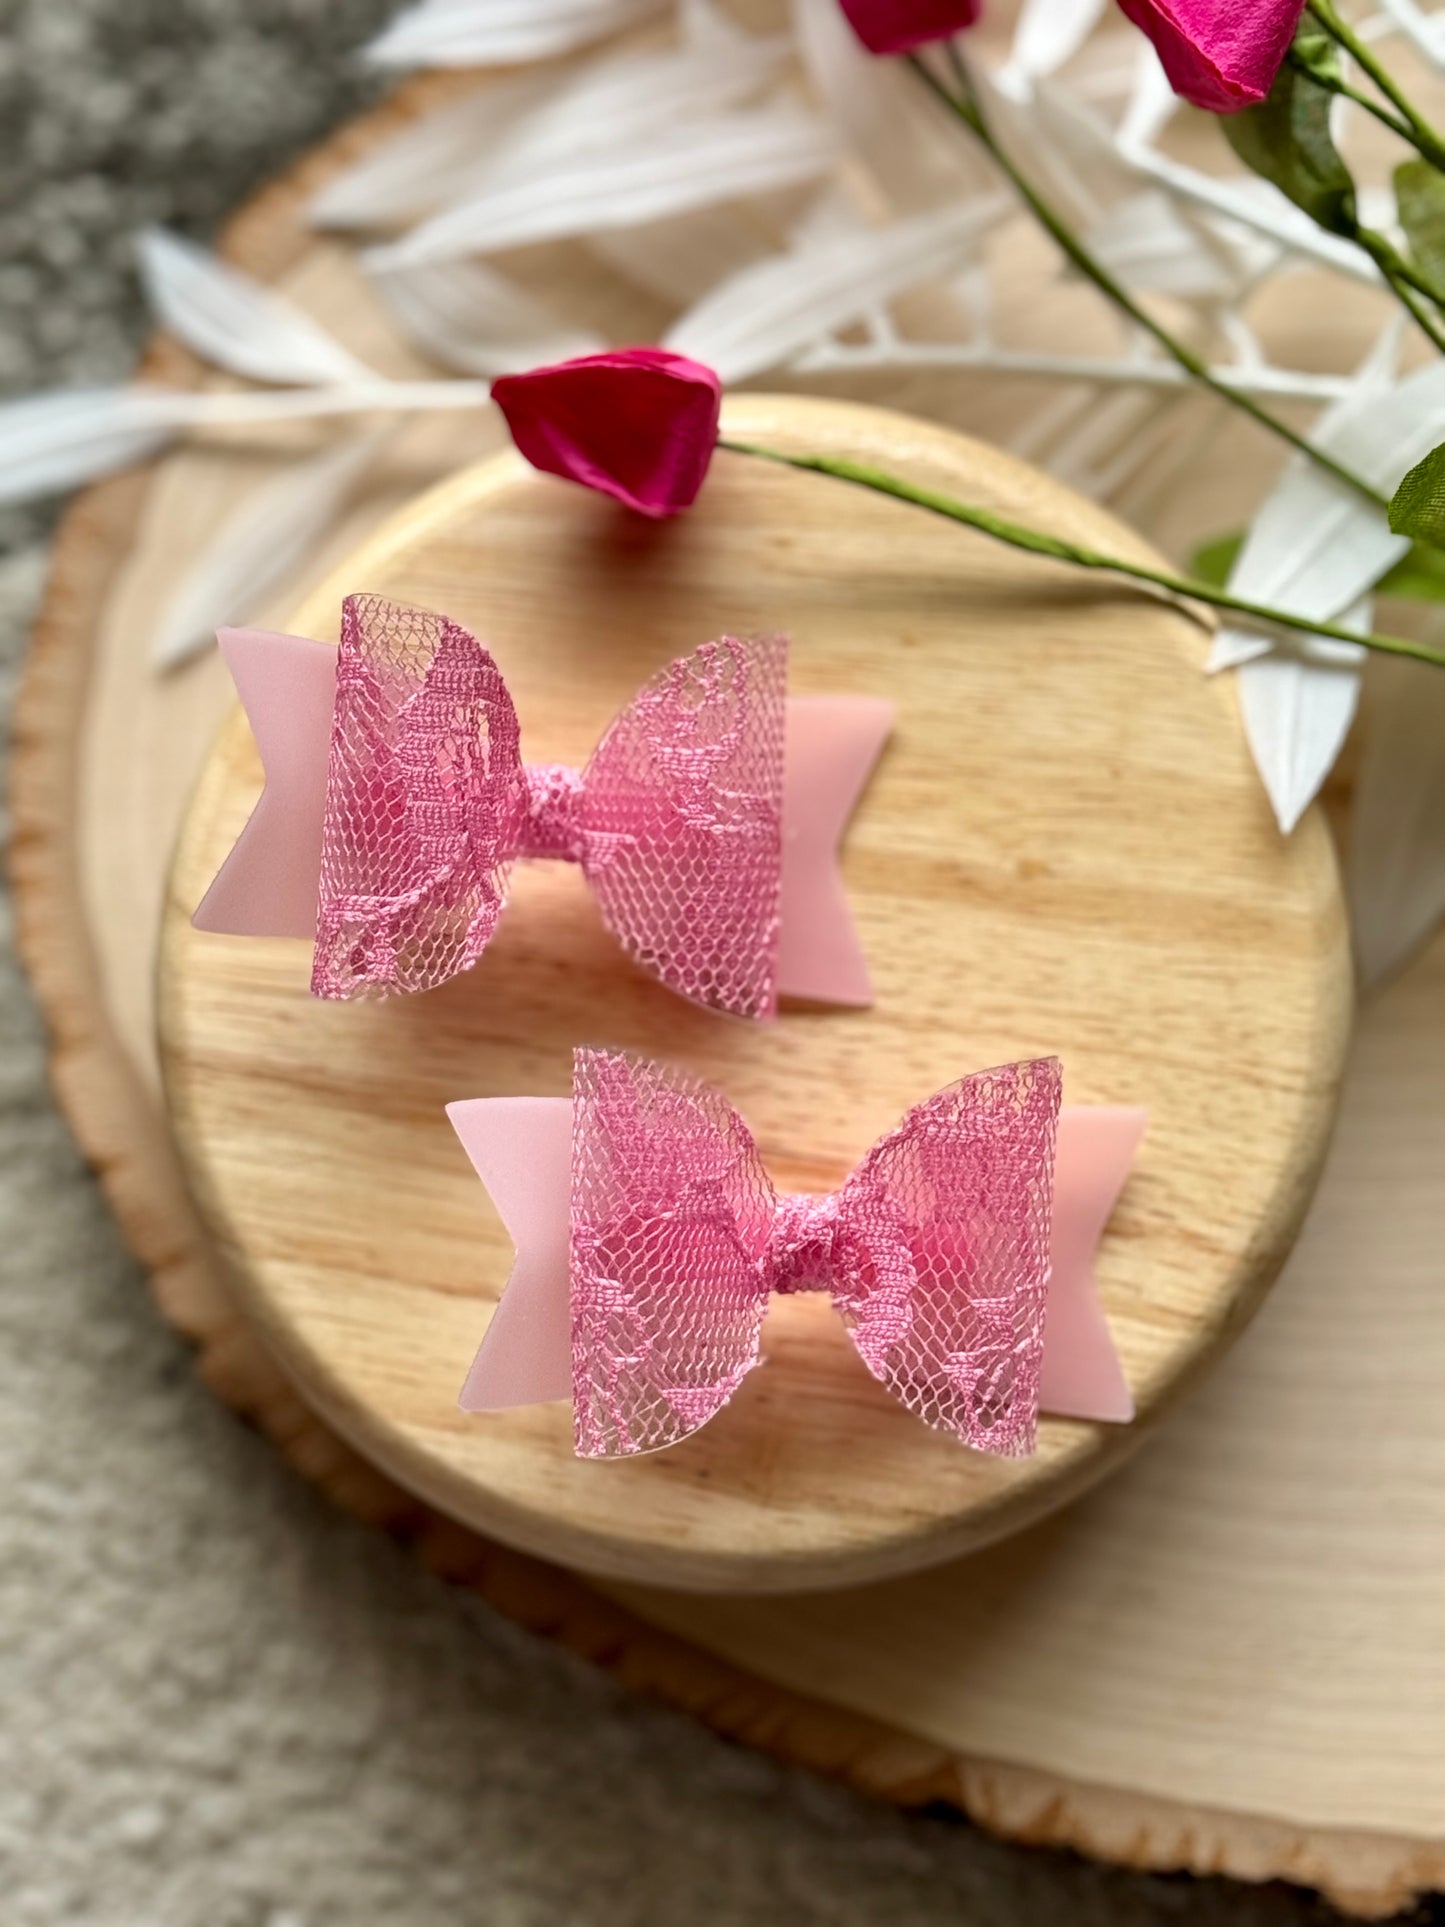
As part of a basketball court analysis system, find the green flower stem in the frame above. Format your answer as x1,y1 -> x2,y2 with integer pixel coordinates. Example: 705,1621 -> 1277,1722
1352,226 -> 1445,350
1297,57 -> 1415,143
1364,231 -> 1445,313
907,49 -> 1390,511
1308,0 -> 1445,174
720,439 -> 1445,669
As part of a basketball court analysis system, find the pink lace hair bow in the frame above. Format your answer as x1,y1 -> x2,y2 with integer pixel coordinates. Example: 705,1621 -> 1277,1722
193,595 -> 894,1019
450,1051 -> 1146,1459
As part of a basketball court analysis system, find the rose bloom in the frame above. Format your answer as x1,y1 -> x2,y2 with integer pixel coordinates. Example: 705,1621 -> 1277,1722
838,0 -> 983,57
491,349 -> 723,519
1116,0 -> 1308,112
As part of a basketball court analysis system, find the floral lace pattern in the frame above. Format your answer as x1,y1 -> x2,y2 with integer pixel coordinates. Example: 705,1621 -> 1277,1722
311,596 -> 785,1017
569,1050 -> 1062,1458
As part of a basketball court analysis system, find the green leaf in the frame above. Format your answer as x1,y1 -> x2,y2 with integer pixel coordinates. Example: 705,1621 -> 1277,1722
1189,531 -> 1244,589
1380,539 -> 1445,602
1225,25 -> 1357,236
1394,158 -> 1445,293
1390,442 -> 1445,549
1192,523 -> 1445,604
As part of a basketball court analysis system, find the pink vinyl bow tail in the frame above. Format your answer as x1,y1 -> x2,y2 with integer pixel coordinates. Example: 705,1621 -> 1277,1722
567,1050 -> 1063,1457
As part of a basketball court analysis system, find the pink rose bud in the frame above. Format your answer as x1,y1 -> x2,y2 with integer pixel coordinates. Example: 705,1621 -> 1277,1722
1116,0 -> 1308,112
838,0 -> 982,55
491,348 -> 723,519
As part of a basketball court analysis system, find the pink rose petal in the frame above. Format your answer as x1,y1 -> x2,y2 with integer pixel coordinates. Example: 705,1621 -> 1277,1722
838,0 -> 983,56
491,347 -> 722,519
1116,0 -> 1307,112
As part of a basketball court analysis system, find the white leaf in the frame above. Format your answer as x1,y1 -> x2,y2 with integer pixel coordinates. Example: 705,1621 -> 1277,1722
311,81 -> 551,229
363,0 -> 667,67
999,0 -> 1109,93
983,70 -> 1141,234
1209,326 -> 1428,677
152,435 -> 382,670
370,260 -> 604,374
1373,0 -> 1445,68
366,103 -> 836,270
1349,650 -> 1445,990
666,200 -> 1004,383
317,19 -> 787,230
137,229 -> 372,386
1116,40 -> 1179,148
678,0 -> 749,55
790,0 -> 980,212
1042,384 -> 1183,497
0,386 -> 182,504
1235,623 -> 1367,836
587,205 -> 778,307
1086,188 -> 1260,298
1202,331 -> 1445,833
1115,142 -> 1376,284
453,25 -> 790,190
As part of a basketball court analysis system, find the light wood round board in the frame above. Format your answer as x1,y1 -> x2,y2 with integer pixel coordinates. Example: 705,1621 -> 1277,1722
158,392 -> 1348,1593
10,69 -> 1445,1918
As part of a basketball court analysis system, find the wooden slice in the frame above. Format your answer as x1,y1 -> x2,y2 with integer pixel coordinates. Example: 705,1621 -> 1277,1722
14,72 -> 1445,1919
156,394 -> 1348,1592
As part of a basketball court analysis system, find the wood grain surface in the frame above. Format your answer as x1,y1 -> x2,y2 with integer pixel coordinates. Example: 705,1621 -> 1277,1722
157,394 -> 1349,1591
12,68 -> 1444,1920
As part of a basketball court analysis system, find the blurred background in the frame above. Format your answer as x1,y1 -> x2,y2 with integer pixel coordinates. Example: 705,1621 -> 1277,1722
0,5 -> 1430,1922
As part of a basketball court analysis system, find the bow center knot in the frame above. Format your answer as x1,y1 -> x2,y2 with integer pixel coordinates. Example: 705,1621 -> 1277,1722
517,763 -> 587,864
765,1193 -> 844,1296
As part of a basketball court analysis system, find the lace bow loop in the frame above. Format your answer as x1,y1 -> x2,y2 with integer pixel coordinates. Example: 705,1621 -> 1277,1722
569,1049 -> 775,1458
579,634 -> 787,1020
835,1057 -> 1062,1458
312,594 -> 524,999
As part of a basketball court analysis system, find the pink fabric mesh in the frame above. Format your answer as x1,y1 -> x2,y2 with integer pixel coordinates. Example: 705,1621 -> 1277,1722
570,1049 -> 774,1458
568,1050 -> 1062,1459
834,1056 -> 1061,1456
311,597 -> 785,1017
578,633 -> 785,1022
313,596 -> 522,1000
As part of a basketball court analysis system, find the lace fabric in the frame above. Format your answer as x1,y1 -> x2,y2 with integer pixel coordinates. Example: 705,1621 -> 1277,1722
581,633 -> 785,1022
311,596 -> 785,1018
568,1050 -> 1062,1458
313,596 -> 522,999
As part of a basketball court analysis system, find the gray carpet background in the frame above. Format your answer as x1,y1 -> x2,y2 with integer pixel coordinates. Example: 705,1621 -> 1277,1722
0,4 -> 1421,1922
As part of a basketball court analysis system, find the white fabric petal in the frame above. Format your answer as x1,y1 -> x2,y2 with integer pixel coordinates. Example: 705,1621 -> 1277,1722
1235,623 -> 1368,837
999,0 -> 1109,94
153,435 -> 382,670
1202,331 -> 1445,833
137,229 -> 372,385
371,260 -> 604,374
1208,328 -> 1430,678
0,387 -> 182,503
311,83 -> 550,229
790,0 -> 979,211
1372,0 -> 1445,68
366,104 -> 836,270
666,201 -> 1005,383
363,0 -> 667,68
319,23 -> 787,232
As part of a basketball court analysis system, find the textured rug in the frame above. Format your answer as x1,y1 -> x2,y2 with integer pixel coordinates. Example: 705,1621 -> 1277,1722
0,4 -> 1407,1922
